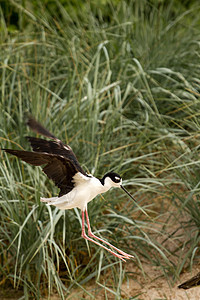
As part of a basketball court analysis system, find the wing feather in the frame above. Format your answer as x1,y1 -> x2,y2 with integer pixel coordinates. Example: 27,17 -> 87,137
3,116 -> 90,197
178,272 -> 200,289
26,117 -> 87,176
4,149 -> 78,196
27,116 -> 57,139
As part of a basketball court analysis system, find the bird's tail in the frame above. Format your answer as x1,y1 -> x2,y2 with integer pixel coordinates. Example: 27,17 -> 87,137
40,196 -> 58,204
40,196 -> 70,210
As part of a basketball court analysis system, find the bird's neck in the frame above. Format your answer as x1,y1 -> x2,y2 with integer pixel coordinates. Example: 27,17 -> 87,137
99,177 -> 114,192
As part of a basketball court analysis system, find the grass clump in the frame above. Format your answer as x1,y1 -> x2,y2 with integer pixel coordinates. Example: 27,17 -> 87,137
1,0 -> 200,298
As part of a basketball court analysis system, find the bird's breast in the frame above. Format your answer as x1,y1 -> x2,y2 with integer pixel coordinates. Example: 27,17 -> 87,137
86,177 -> 110,200
67,176 -> 110,210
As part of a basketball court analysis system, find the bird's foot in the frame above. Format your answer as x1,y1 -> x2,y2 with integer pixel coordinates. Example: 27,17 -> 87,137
88,231 -> 134,261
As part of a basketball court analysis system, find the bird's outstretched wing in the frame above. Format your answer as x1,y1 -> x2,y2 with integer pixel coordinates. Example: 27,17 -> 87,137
27,116 -> 86,175
178,272 -> 200,290
27,116 -> 57,140
4,149 -> 79,196
4,116 -> 89,196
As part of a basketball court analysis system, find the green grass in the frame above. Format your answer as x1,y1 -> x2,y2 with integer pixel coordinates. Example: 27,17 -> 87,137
1,0 -> 200,298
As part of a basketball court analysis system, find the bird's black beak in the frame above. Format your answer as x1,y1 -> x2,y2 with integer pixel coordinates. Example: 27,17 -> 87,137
120,185 -> 137,202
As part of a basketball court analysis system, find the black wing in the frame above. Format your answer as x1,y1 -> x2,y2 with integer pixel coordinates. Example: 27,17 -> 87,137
26,136 -> 85,175
4,116 -> 89,196
4,149 -> 79,196
27,116 -> 57,139
27,116 -> 86,176
178,272 -> 200,289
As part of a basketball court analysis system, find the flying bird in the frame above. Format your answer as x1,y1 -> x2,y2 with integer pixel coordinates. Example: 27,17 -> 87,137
178,272 -> 200,289
3,117 -> 135,261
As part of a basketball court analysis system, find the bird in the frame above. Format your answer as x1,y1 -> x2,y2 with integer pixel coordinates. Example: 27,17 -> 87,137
178,272 -> 200,289
3,116 -> 135,261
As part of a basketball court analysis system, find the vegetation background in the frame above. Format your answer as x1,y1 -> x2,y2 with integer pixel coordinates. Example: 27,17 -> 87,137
1,0 -> 200,299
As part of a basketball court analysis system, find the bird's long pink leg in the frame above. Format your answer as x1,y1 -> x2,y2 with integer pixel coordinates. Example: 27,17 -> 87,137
85,210 -> 133,259
81,211 -> 127,261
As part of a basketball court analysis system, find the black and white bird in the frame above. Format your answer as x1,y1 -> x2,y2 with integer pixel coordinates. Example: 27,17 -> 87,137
3,117 -> 135,261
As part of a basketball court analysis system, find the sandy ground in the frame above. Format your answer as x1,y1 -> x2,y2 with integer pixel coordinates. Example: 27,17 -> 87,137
120,265 -> 200,300
62,265 -> 200,300
2,257 -> 200,299
2,196 -> 200,299
2,273 -> 200,300
61,269 -> 200,300
63,201 -> 200,300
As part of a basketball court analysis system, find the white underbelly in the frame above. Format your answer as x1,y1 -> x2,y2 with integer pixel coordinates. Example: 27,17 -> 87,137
41,185 -> 101,211
41,176 -> 108,211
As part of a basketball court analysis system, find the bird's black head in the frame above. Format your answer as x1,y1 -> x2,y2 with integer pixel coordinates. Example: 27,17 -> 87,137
100,172 -> 138,205
100,172 -> 122,185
